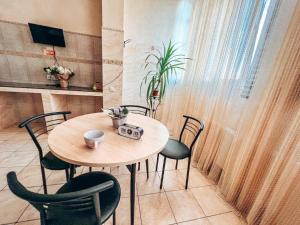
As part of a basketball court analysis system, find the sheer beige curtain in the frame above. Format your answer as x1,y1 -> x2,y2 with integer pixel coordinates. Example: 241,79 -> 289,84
220,3 -> 300,223
157,0 -> 300,224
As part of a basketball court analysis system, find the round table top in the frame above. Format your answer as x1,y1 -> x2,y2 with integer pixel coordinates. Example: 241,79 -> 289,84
48,113 -> 169,167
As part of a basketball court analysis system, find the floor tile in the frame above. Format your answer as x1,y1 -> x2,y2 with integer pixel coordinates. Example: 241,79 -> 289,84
139,192 -> 176,225
155,154 -> 177,171
7,131 -> 30,141
137,172 -> 163,195
0,128 -> 30,141
111,165 -> 131,175
0,166 -> 24,190
16,219 -> 40,225
0,187 -> 39,224
18,204 -> 40,222
166,190 -> 205,222
177,159 -> 188,169
28,155 -> 41,166
208,212 -> 244,225
16,141 -> 38,152
80,166 -> 91,174
0,151 -> 14,164
178,218 -> 211,225
0,151 -> 36,167
159,170 -> 186,191
136,158 -> 156,173
46,169 -> 67,185
81,166 -> 110,174
17,165 -> 51,187
115,174 -> 133,198
178,168 -> 213,188
191,186 -> 232,216
0,131 -> 15,141
104,197 -> 141,225
0,139 -> 29,152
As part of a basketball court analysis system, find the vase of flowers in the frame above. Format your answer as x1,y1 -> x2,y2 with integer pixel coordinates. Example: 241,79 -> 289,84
107,107 -> 129,129
44,65 -> 75,88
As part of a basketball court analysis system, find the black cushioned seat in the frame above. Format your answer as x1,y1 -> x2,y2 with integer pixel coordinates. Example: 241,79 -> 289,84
160,139 -> 191,160
48,172 -> 121,225
41,152 -> 71,170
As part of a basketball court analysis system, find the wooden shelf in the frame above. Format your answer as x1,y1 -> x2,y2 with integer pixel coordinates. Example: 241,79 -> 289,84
0,82 -> 103,97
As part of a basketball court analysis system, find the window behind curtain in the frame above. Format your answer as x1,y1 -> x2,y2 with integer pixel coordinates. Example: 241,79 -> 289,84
241,0 -> 279,99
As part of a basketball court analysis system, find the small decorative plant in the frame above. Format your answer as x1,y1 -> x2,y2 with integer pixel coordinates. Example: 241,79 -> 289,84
107,107 -> 129,119
44,65 -> 75,88
107,107 -> 129,128
140,41 -> 189,115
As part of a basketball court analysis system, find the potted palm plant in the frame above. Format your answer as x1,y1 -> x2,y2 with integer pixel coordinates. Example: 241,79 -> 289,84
140,41 -> 189,116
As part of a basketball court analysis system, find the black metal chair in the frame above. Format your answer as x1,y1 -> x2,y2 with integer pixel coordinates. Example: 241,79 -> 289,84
156,115 -> 204,189
19,111 -> 77,194
7,171 -> 121,225
121,105 -> 152,179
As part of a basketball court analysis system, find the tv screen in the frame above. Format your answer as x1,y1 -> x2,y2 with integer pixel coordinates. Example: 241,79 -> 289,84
28,23 -> 66,47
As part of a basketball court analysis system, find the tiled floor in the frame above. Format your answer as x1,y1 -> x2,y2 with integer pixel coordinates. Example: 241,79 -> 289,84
0,127 -> 247,225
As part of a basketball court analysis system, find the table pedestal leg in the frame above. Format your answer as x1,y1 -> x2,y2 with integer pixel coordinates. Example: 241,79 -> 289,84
127,163 -> 136,225
130,163 -> 136,225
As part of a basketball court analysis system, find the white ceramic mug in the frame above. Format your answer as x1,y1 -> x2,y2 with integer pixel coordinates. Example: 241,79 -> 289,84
83,130 -> 104,149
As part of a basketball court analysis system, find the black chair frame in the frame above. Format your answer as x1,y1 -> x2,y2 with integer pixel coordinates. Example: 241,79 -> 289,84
7,171 -> 118,225
156,115 -> 204,189
19,111 -> 74,194
120,105 -> 151,116
120,105 -> 153,179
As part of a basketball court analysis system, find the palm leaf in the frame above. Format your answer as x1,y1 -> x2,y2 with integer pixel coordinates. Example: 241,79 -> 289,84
142,40 -> 190,108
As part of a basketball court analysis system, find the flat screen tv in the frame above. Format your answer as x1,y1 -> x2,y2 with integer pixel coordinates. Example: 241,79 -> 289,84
28,23 -> 66,47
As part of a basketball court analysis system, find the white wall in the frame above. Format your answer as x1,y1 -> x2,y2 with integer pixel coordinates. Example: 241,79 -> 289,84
123,0 -> 194,105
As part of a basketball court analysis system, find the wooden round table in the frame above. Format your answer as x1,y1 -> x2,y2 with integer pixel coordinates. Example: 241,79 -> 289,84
48,112 -> 169,225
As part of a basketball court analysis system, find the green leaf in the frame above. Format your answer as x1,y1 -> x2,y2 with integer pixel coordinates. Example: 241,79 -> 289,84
141,40 -> 191,106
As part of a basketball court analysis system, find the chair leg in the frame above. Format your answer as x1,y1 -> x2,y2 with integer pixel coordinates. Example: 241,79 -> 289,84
175,159 -> 178,169
65,169 -> 70,181
138,162 -> 140,171
113,211 -> 116,225
155,154 -> 159,171
40,166 -> 47,194
89,167 -> 92,172
160,156 -> 166,189
40,211 -> 47,225
70,165 -> 75,179
145,159 -> 149,179
185,156 -> 192,189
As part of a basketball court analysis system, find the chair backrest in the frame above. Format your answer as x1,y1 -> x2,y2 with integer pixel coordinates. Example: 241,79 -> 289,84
179,115 -> 204,150
18,111 -> 71,160
120,105 -> 150,116
7,171 -> 114,225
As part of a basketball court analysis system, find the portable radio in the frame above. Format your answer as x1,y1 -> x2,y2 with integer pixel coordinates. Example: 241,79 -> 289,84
118,123 -> 144,140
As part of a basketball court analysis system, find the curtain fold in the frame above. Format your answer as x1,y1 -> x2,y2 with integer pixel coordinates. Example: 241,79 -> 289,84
220,7 -> 300,221
156,0 -> 300,224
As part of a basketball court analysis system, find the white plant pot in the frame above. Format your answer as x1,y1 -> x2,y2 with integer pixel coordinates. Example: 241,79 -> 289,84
111,117 -> 127,129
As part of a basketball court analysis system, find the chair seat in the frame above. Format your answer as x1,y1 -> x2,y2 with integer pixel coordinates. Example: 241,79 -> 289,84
160,139 -> 191,159
47,172 -> 121,225
41,152 -> 71,170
